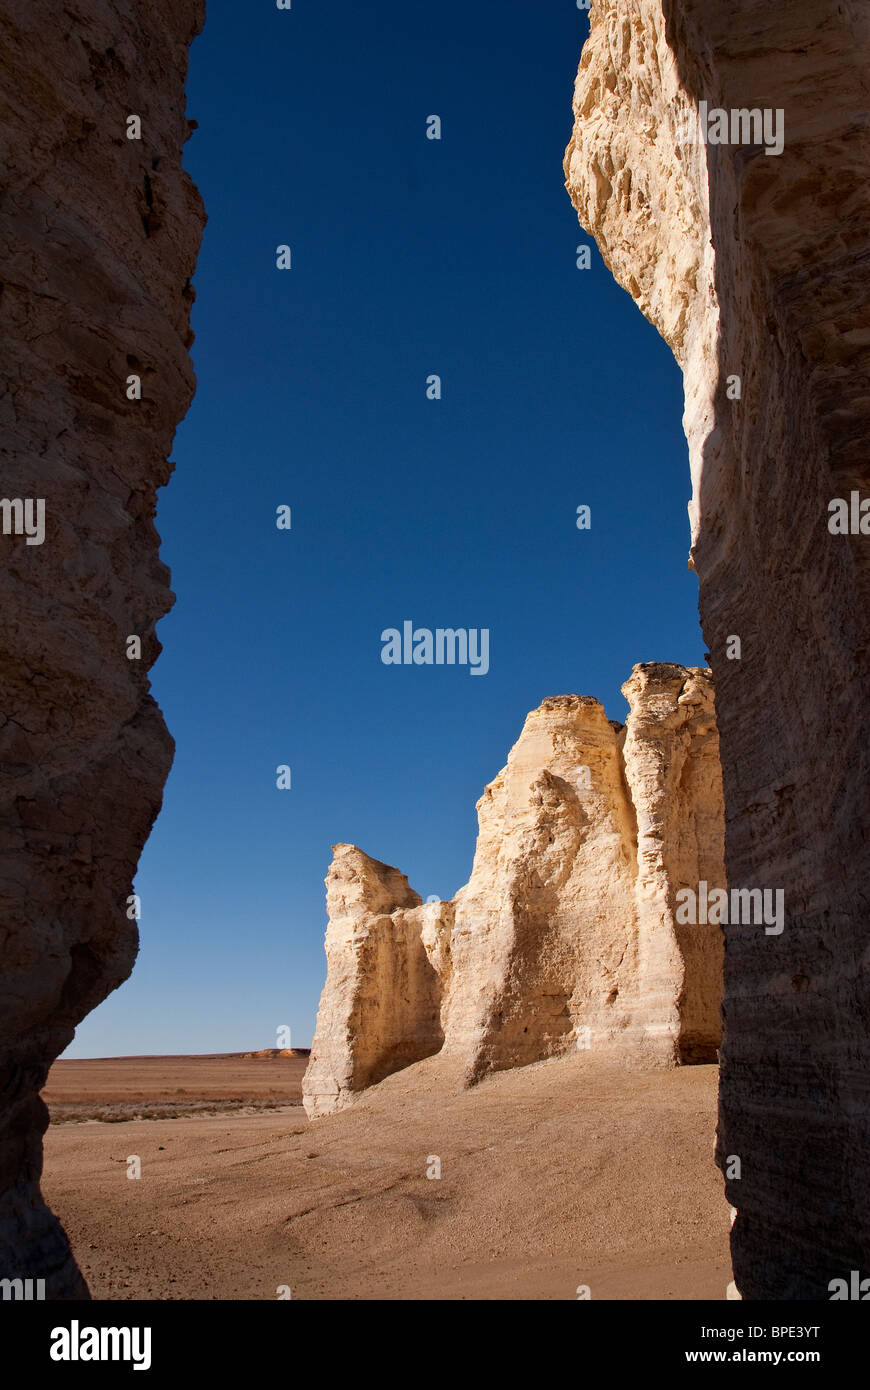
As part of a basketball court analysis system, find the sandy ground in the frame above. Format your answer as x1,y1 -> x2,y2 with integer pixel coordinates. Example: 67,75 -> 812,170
41,1051 -> 731,1300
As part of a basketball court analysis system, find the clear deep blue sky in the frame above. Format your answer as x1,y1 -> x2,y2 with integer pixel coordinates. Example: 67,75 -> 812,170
67,0 -> 704,1057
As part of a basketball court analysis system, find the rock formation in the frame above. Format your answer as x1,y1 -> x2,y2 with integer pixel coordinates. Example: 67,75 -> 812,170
564,0 -> 870,1298
0,1 -> 204,1296
303,663 -> 725,1117
302,847 -> 451,1119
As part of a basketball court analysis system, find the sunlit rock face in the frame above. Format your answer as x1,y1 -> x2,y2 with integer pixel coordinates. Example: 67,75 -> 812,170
564,0 -> 870,1299
304,664 -> 725,1116
0,0 -> 205,1296
301,846 -> 450,1119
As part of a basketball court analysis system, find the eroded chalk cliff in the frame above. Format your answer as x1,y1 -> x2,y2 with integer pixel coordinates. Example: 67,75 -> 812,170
0,1 -> 204,1295
303,664 -> 725,1118
302,847 -> 450,1119
565,0 -> 870,1299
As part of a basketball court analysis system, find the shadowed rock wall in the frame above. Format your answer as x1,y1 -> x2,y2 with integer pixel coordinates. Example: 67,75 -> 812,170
565,0 -> 870,1298
0,0 -> 205,1296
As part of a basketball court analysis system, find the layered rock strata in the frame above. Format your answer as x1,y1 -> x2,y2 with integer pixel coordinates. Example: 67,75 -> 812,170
564,0 -> 870,1298
0,1 -> 204,1296
304,664 -> 725,1117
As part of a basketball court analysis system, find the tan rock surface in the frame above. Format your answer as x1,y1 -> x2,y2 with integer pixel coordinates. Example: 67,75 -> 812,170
443,694 -> 641,1081
303,846 -> 449,1118
304,664 -> 725,1117
621,663 -> 724,1066
565,0 -> 870,1298
0,1 -> 204,1295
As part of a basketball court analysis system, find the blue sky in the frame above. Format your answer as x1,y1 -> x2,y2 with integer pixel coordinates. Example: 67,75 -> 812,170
67,0 -> 704,1057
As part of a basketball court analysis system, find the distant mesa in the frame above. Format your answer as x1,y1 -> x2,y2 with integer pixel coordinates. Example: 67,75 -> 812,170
303,662 -> 725,1118
240,1049 -> 310,1060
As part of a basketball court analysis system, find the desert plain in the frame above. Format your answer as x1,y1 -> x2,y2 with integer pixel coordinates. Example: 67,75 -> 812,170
42,1051 -> 731,1300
